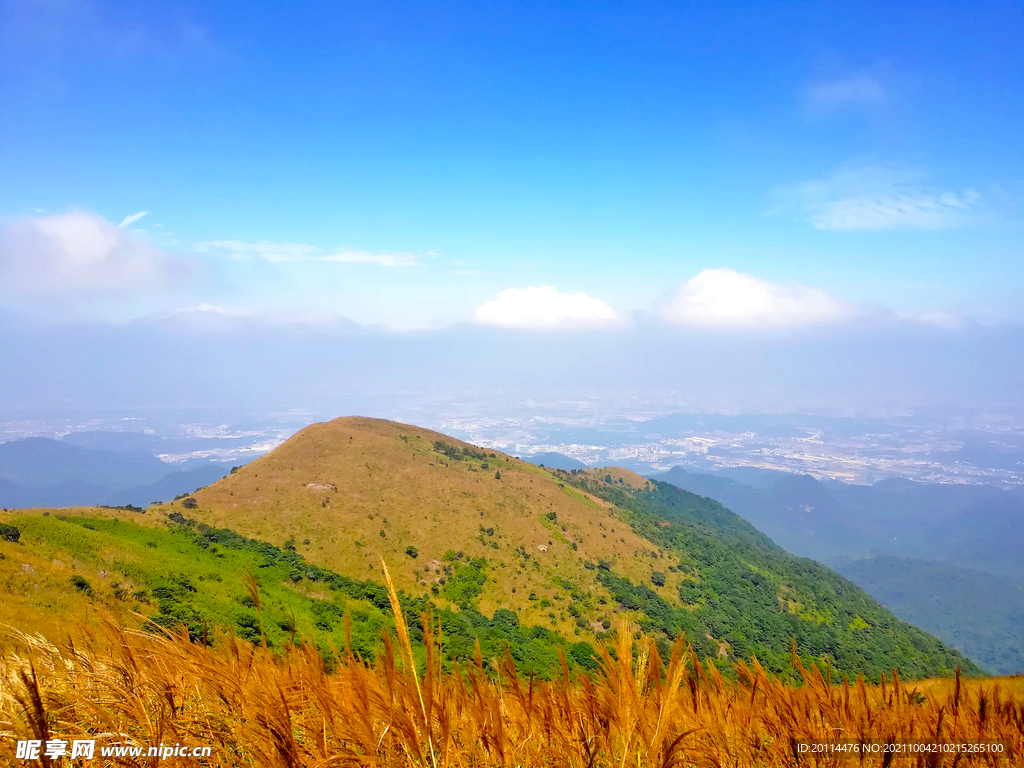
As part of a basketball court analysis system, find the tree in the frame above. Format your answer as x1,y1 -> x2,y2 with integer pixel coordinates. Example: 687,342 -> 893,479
494,470 -> 501,480
406,546 -> 419,558
651,571 -> 666,587
492,608 -> 519,633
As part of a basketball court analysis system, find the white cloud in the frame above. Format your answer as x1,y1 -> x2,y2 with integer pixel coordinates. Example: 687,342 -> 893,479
118,210 -> 149,228
195,240 -> 419,266
0,211 -> 189,295
805,75 -> 886,111
776,166 -> 984,231
167,303 -> 349,326
659,268 -> 852,329
473,286 -> 619,330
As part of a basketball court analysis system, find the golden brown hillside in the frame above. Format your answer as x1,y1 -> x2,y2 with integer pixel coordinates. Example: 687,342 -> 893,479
168,417 -> 682,633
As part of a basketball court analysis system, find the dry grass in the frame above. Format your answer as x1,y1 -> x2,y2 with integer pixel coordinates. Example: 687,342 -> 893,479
1,562 -> 1021,767
912,675 -> 1024,702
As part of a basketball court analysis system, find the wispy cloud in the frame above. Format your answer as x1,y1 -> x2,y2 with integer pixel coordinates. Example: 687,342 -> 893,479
2,0 -> 232,75
812,190 -> 982,231
325,250 -> 419,267
775,166 -> 985,231
659,268 -> 852,329
0,211 -> 190,295
175,303 -> 254,318
908,311 -> 964,330
805,75 -> 886,112
194,240 -> 420,266
118,210 -> 149,228
194,240 -> 318,261
474,286 -> 620,330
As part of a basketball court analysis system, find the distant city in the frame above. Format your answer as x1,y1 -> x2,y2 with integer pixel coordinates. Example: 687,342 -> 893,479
3,399 -> 1021,487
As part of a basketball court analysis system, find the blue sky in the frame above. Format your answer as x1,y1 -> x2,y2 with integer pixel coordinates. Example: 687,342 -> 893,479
0,0 -> 1021,333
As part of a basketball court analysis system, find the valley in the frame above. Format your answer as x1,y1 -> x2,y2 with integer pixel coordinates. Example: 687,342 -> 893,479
658,465 -> 1024,675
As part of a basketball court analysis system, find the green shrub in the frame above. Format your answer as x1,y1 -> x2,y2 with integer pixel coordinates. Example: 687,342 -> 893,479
71,575 -> 93,596
0,523 -> 20,543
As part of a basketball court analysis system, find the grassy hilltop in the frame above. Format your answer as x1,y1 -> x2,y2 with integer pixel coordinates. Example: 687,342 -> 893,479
0,416 -> 982,680
180,417 -> 665,634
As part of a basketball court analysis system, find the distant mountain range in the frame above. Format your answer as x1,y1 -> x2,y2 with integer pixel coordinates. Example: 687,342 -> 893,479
657,465 -> 1024,578
657,465 -> 1024,674
0,437 -> 232,508
60,429 -> 266,463
525,452 -> 587,470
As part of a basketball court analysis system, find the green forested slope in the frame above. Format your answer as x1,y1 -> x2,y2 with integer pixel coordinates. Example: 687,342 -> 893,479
556,469 -> 984,679
835,555 -> 1024,676
0,513 -> 595,678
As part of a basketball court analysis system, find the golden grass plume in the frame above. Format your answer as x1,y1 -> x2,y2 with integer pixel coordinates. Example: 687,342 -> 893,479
1,571 -> 1022,767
